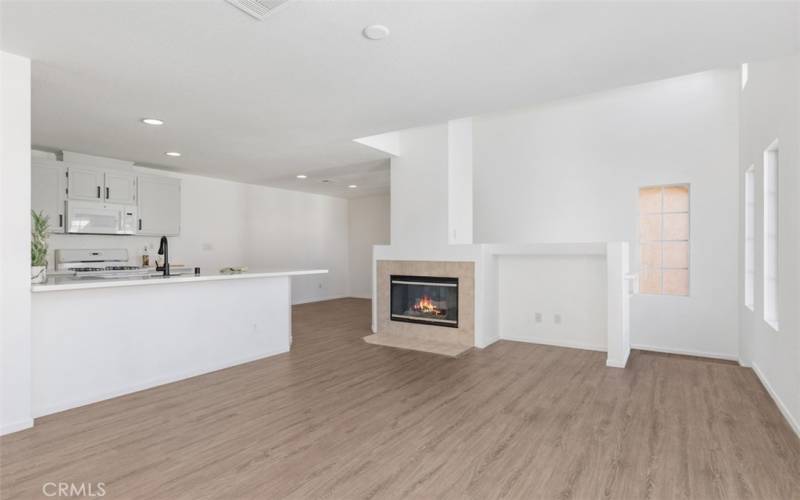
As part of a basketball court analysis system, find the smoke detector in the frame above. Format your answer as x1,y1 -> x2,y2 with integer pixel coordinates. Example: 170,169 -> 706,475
226,0 -> 291,20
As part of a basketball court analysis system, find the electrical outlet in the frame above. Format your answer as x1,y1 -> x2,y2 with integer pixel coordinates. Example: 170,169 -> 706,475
534,312 -> 543,323
554,314 -> 562,324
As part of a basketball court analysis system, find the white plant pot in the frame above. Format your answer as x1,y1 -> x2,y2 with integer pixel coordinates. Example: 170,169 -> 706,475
31,266 -> 47,284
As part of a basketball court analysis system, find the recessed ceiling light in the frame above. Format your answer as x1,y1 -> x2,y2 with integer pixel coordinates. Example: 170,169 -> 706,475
362,25 -> 390,41
165,151 -> 181,157
141,118 -> 164,126
348,184 -> 358,189
296,174 -> 307,179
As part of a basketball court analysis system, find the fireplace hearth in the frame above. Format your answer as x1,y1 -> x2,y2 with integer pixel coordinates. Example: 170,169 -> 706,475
390,275 -> 459,327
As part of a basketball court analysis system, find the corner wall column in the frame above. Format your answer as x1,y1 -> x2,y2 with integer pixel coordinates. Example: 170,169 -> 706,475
606,242 -> 631,368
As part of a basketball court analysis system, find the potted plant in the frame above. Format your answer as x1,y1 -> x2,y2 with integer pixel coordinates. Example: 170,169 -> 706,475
31,210 -> 49,284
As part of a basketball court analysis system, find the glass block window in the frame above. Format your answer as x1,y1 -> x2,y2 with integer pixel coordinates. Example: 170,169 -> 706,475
639,185 -> 690,296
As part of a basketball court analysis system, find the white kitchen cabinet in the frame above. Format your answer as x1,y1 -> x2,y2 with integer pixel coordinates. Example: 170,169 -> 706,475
31,160 -> 67,233
104,171 -> 137,204
137,175 -> 181,236
67,165 -> 104,201
32,155 -> 181,236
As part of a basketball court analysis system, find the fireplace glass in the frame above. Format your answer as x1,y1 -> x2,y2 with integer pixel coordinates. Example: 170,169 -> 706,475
390,275 -> 459,328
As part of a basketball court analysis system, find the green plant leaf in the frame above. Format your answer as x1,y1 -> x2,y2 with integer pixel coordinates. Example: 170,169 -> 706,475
31,210 -> 50,267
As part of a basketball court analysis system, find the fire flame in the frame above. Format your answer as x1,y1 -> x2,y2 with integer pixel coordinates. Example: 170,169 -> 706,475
413,295 -> 445,317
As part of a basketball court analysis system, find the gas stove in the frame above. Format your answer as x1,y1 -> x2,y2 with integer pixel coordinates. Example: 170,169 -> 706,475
76,265 -> 142,273
54,248 -> 195,279
55,249 -> 149,278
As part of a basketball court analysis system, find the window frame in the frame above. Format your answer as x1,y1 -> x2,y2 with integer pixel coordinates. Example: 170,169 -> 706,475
744,166 -> 755,311
638,183 -> 691,297
763,140 -> 779,331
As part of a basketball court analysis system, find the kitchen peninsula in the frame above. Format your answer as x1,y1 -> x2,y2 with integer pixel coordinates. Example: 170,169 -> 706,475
30,269 -> 326,418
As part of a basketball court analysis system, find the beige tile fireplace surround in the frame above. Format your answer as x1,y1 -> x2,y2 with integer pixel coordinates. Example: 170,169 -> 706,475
364,260 -> 474,357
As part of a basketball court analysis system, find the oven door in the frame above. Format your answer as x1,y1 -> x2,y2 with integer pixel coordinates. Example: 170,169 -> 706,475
66,201 -> 137,235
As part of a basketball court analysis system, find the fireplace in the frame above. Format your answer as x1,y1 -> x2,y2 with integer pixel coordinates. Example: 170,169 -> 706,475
390,275 -> 459,328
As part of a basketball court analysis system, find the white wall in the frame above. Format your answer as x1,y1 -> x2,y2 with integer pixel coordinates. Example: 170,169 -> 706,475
738,55 -> 799,436
448,118 -> 474,244
44,163 -> 350,305
347,194 -> 390,298
498,255 -> 607,351
244,184 -> 350,304
391,124 -> 450,250
0,52 -> 33,435
473,69 -> 740,359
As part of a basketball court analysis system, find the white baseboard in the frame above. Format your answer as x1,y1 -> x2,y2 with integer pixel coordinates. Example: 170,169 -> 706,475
606,349 -> 630,368
33,347 -> 289,418
751,362 -> 800,439
631,343 -> 738,361
0,418 -> 34,436
500,335 -> 606,353
292,294 -> 348,305
475,336 -> 500,349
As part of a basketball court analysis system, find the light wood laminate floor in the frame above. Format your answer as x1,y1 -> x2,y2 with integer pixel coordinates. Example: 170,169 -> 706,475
2,298 -> 799,499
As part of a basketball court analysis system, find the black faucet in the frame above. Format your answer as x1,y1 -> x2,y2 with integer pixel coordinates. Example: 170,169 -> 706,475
157,236 -> 170,277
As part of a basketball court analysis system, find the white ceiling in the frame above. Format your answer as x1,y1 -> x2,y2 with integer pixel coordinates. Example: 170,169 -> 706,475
2,1 -> 798,198
265,158 -> 391,199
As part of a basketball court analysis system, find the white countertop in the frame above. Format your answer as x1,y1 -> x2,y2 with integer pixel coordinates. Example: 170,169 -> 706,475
31,269 -> 328,292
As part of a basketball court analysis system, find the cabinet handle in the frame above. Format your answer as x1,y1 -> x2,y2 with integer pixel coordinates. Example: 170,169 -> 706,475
106,187 -> 110,199
97,186 -> 101,198
138,219 -> 142,231
59,214 -> 63,227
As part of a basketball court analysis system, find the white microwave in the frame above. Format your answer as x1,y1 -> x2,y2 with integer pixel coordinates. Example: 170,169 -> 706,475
66,200 -> 138,235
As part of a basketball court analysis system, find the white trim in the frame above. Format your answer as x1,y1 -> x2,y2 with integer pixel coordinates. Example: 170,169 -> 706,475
762,140 -> 780,331
475,336 -> 499,349
33,348 -> 288,418
501,335 -> 606,353
292,294 -> 348,305
287,278 -> 293,347
606,351 -> 630,368
0,418 -> 34,436
752,362 -> 800,439
631,343 -> 738,361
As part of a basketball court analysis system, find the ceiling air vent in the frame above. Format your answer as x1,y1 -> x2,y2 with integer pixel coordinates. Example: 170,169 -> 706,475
226,0 -> 291,20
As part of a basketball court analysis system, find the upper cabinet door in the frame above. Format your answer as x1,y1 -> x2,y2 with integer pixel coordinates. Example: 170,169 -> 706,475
31,161 -> 66,233
67,166 -> 104,201
105,171 -> 137,204
137,175 -> 181,236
